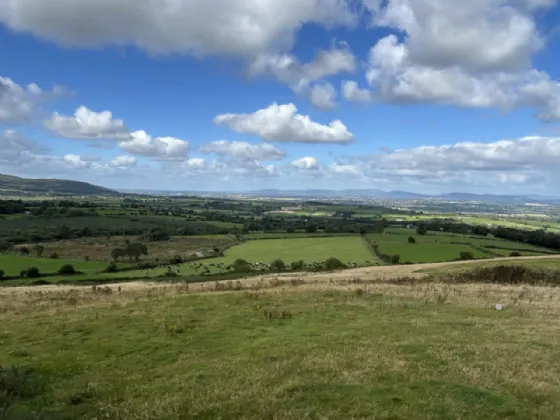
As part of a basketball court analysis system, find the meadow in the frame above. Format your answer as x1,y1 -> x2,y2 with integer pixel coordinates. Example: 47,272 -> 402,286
0,255 -> 108,277
1,269 -> 559,419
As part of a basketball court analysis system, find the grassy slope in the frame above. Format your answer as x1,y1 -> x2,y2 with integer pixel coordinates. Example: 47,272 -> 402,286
1,284 -> 558,419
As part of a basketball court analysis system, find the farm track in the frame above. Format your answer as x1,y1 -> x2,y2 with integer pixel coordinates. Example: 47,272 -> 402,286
2,254 -> 560,295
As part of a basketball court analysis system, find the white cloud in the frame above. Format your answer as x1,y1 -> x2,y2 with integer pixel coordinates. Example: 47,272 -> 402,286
0,129 -> 44,164
110,155 -> 137,167
341,80 -> 373,103
330,163 -> 360,175
63,154 -> 93,169
292,156 -> 319,170
199,140 -> 285,161
0,77 -> 43,123
249,46 -> 356,106
214,103 -> 354,143
309,83 -> 337,109
184,157 -> 205,169
45,106 -> 130,140
0,0 -> 357,57
118,130 -> 189,160
365,0 -> 544,72
342,1 -> 560,120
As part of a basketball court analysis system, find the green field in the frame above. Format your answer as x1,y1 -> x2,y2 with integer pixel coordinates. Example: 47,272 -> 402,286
375,243 -> 486,263
0,255 -> 109,277
1,279 -> 559,419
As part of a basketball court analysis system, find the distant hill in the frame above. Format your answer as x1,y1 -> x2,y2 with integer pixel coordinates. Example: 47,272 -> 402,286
0,174 -> 119,196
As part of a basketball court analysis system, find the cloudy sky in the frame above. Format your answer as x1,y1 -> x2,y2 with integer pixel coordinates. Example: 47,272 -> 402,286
1,0 -> 560,194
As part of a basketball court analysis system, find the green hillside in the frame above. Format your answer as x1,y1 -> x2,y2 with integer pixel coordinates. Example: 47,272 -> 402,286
0,174 -> 118,196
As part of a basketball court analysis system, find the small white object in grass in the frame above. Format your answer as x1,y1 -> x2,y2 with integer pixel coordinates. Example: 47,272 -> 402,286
495,303 -> 503,311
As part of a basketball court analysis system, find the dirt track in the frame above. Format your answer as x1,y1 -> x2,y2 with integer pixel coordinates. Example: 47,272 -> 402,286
2,255 -> 559,295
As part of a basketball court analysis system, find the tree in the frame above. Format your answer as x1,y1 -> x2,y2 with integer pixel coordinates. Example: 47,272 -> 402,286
459,251 -> 474,260
270,259 -> 286,272
391,255 -> 401,264
26,266 -> 40,278
106,261 -> 118,273
232,258 -> 251,273
33,245 -> 45,257
20,247 -> 30,256
509,251 -> 522,257
416,224 -> 428,235
50,252 -> 59,259
324,257 -> 347,271
305,224 -> 317,233
408,236 -> 416,244
290,260 -> 306,271
58,264 -> 76,275
0,269 -> 4,280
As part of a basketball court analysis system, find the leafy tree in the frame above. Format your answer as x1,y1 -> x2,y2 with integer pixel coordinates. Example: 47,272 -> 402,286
391,255 -> 401,264
170,254 -> 183,265
270,259 -> 286,272
0,269 -> 4,280
50,252 -> 59,259
408,236 -> 416,244
106,261 -> 118,273
232,258 -> 251,273
290,260 -> 306,271
509,251 -> 522,257
459,251 -> 474,260
33,245 -> 45,257
324,257 -> 347,271
305,224 -> 317,233
58,264 -> 76,275
416,224 -> 428,235
19,247 -> 30,256
26,267 -> 40,278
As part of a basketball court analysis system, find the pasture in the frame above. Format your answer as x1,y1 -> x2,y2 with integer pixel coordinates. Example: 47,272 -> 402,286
1,270 -> 559,419
0,255 -> 108,277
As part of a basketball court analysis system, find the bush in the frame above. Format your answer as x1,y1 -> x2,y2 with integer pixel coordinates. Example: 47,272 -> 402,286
84,256 -> 90,261
50,252 -> 59,260
0,269 -> 4,280
391,254 -> 401,264
58,264 -> 76,275
509,251 -> 522,257
408,236 -> 416,244
459,251 -> 475,260
19,270 -> 26,278
324,257 -> 347,271
270,259 -> 286,272
169,254 -> 183,265
26,267 -> 40,278
232,258 -> 251,273
105,262 -> 118,273
290,260 -> 306,271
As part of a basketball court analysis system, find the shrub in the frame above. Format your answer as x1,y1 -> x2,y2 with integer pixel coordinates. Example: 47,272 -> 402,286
50,252 -> 59,260
290,260 -> 306,271
509,251 -> 522,257
169,254 -> 183,265
391,254 -> 401,264
105,262 -> 118,273
232,258 -> 251,273
26,267 -> 40,278
324,257 -> 347,271
270,259 -> 286,272
0,269 -> 4,280
84,256 -> 90,261
58,264 -> 76,275
459,251 -> 474,260
19,270 -> 26,278
408,236 -> 416,244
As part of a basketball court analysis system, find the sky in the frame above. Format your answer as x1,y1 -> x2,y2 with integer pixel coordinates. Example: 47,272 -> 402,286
1,0 -> 560,194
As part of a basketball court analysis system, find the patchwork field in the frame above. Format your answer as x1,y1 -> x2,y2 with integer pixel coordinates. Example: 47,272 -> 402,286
0,255 -> 109,277
1,269 -> 559,420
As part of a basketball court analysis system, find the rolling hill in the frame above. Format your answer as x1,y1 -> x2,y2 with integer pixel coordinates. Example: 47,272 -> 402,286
0,174 -> 119,196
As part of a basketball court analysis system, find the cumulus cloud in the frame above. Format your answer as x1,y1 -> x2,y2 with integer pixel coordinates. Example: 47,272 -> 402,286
214,103 -> 354,143
0,77 -> 53,123
0,0 -> 357,57
199,140 -> 285,161
44,106 -> 130,140
343,0 -> 560,121
249,46 -> 355,106
110,155 -> 137,167
292,156 -> 319,170
309,83 -> 337,109
118,130 -> 189,160
0,129 -> 45,164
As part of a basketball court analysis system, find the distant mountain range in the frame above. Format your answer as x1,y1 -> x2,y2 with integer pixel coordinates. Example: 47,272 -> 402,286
0,174 -> 119,196
239,189 -> 560,204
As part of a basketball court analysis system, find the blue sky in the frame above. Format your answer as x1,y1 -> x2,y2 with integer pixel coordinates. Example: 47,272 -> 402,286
1,0 -> 560,194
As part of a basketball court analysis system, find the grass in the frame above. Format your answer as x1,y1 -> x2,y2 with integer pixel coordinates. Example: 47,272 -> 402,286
422,257 -> 560,275
0,276 -> 559,419
376,243 -> 486,263
0,255 -> 108,277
